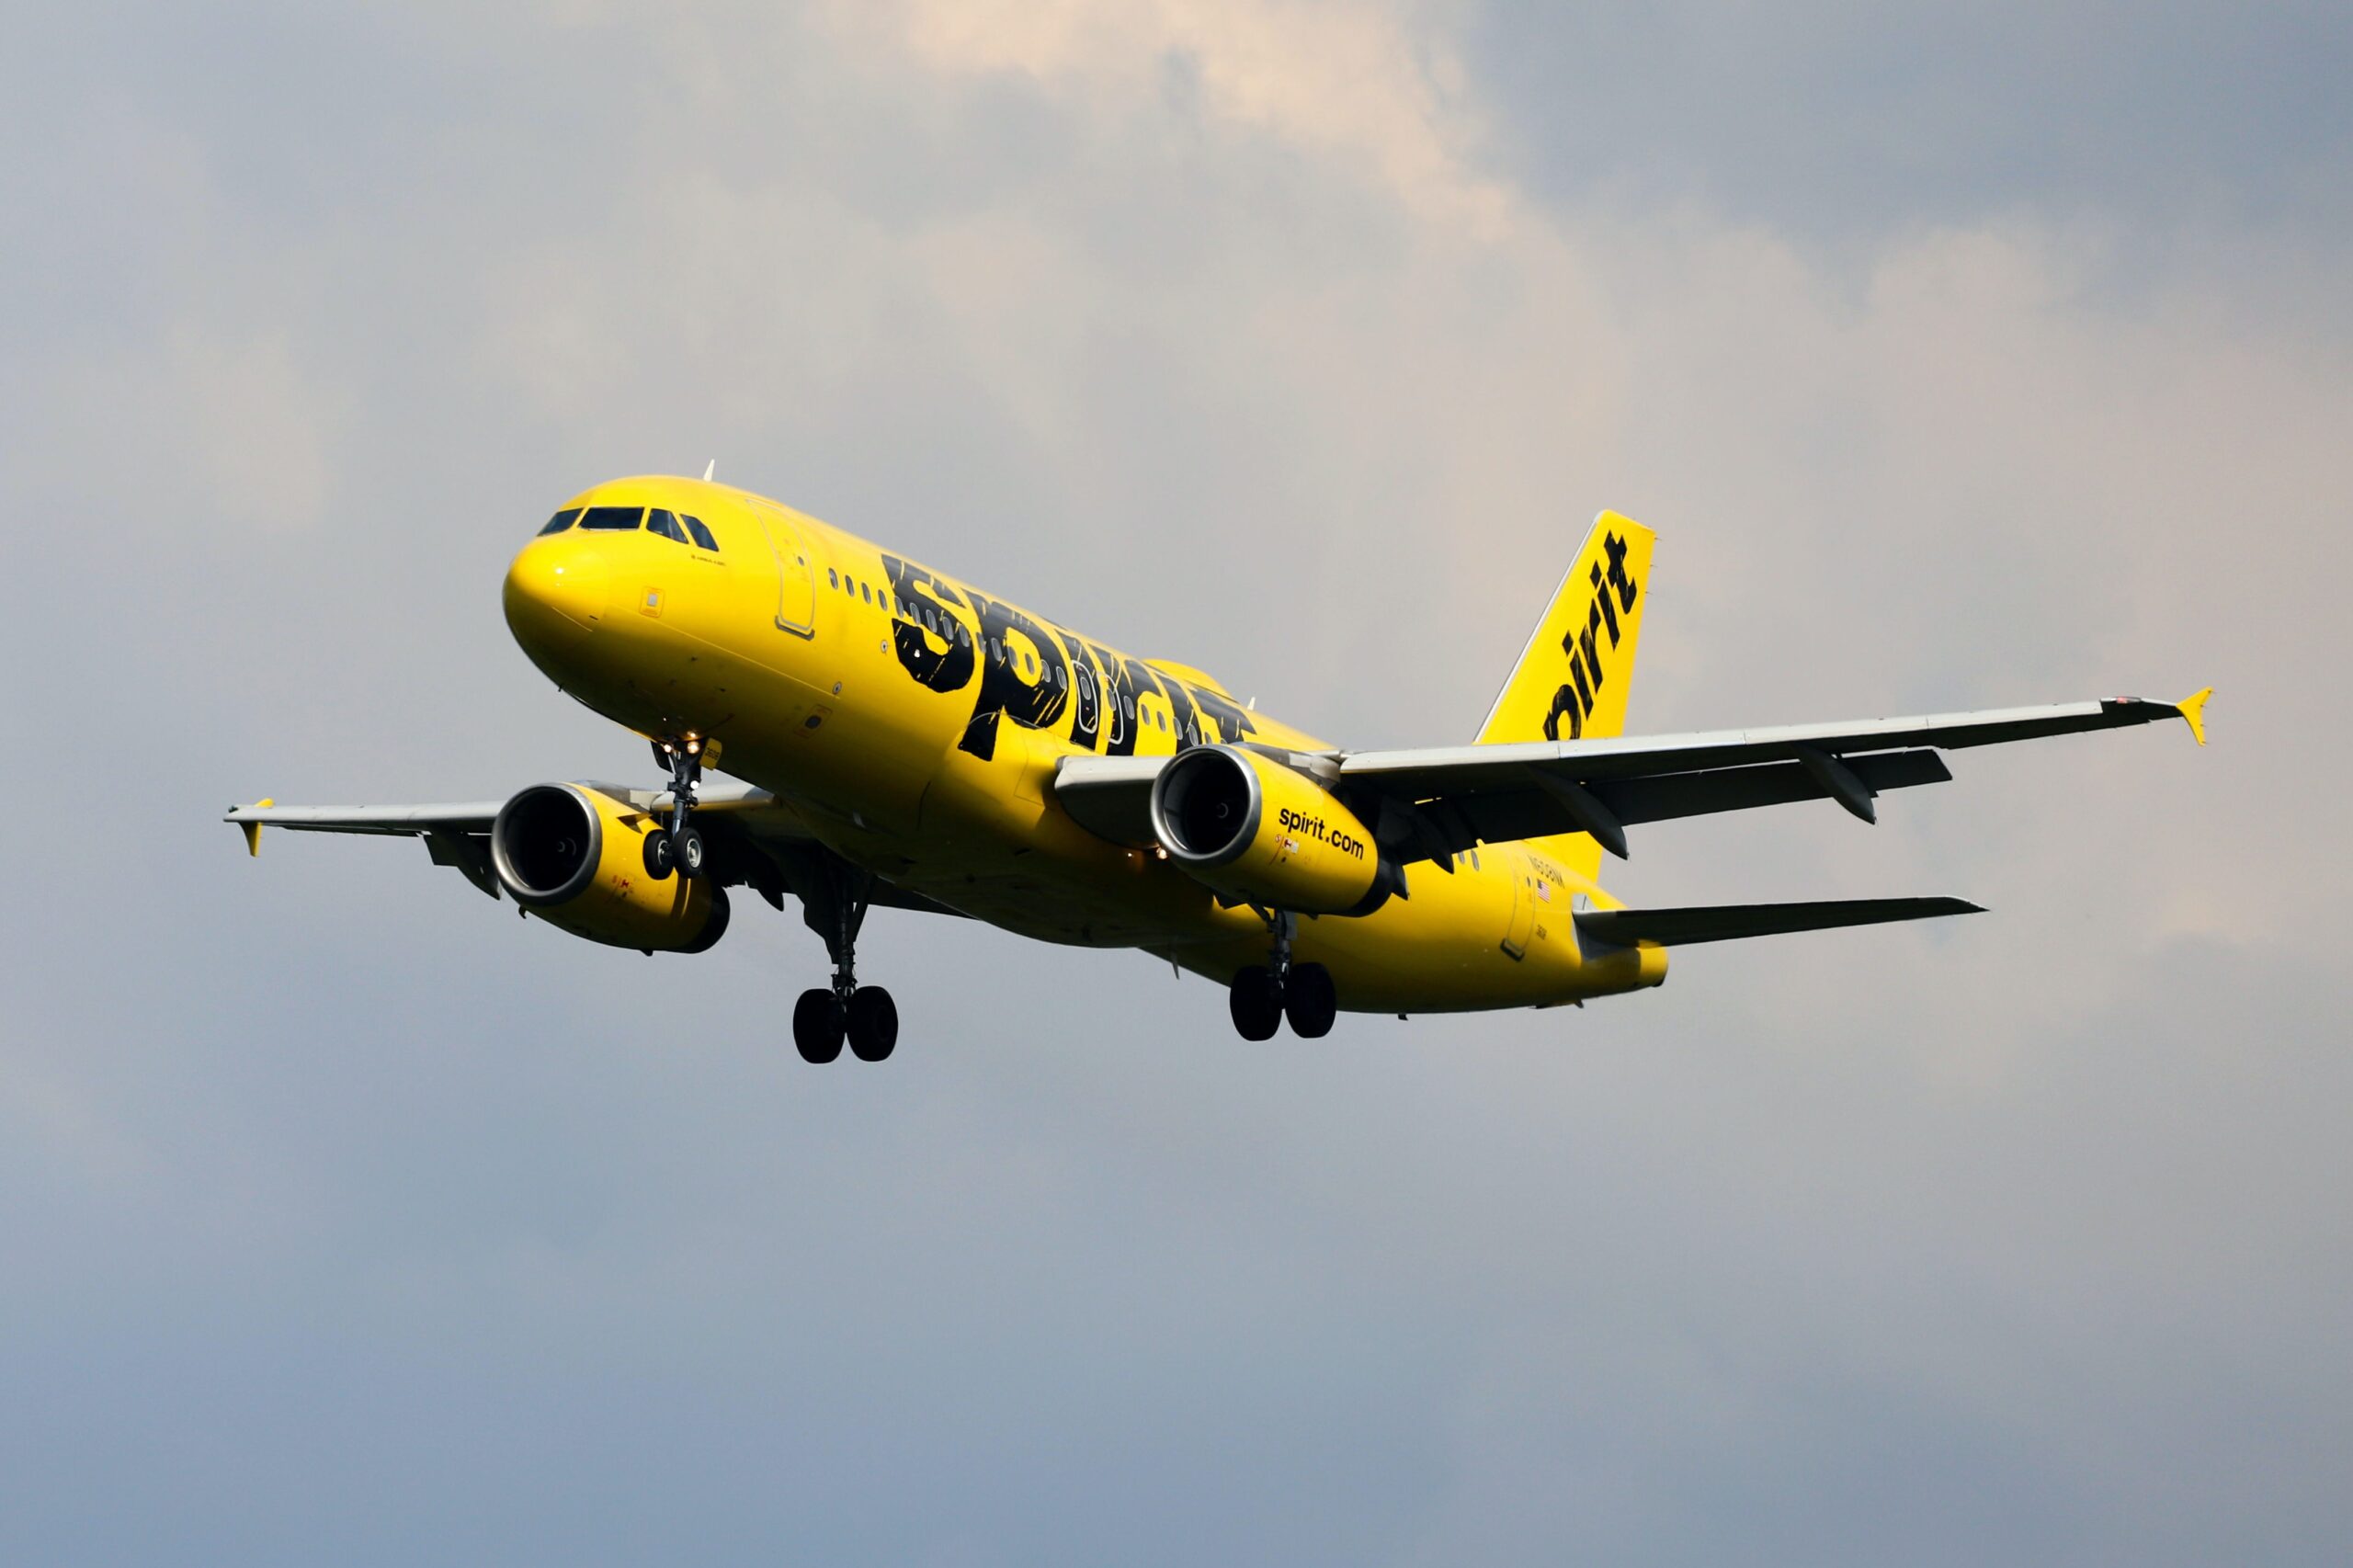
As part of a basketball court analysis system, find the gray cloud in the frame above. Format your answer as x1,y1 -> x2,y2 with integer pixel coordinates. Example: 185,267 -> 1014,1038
2,2 -> 2347,1562
1465,0 -> 2353,252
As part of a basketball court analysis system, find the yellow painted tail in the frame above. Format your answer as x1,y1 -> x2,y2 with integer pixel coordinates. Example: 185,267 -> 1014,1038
1475,511 -> 1655,878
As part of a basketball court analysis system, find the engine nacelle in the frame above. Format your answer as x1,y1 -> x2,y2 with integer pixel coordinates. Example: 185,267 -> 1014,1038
1149,745 -> 1389,915
490,783 -> 729,953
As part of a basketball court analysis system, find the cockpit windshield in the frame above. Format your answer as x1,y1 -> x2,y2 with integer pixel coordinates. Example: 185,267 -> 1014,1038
533,503 -> 719,551
577,506 -> 646,530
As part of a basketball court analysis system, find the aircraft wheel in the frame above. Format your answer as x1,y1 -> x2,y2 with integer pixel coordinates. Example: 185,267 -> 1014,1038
847,987 -> 899,1062
642,827 -> 676,880
673,824 -> 706,880
792,988 -> 846,1063
1229,966 -> 1283,1041
1284,962 -> 1336,1039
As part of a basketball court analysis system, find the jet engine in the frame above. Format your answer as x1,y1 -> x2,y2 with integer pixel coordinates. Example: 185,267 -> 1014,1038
1149,745 -> 1395,915
490,783 -> 729,952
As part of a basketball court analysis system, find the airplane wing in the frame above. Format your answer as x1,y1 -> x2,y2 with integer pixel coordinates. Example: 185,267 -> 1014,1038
223,783 -> 790,895
1340,690 -> 2207,863
222,783 -> 961,917
223,780 -> 783,840
1054,690 -> 2208,863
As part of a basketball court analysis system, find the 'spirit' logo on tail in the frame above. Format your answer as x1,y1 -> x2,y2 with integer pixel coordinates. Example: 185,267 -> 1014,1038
1542,531 -> 1640,743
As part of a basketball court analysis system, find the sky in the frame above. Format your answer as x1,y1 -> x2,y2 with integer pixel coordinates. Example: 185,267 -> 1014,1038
3,1 -> 2348,1562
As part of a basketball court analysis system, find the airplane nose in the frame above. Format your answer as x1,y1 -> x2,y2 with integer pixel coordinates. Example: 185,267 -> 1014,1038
503,544 -> 609,646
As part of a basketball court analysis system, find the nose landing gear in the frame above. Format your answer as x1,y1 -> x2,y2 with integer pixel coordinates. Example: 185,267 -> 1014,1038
1227,912 -> 1336,1040
642,735 -> 710,880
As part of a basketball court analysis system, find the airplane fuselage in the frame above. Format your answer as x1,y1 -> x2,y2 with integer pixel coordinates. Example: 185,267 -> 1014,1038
503,476 -> 1664,1013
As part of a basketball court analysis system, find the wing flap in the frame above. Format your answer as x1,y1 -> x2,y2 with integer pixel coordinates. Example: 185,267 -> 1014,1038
1431,749 -> 1952,857
1051,756 -> 1168,846
1575,896 -> 1983,948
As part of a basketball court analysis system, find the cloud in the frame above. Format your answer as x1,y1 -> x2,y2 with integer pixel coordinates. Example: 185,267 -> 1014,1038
834,0 -> 1512,232
2,2 -> 2347,1562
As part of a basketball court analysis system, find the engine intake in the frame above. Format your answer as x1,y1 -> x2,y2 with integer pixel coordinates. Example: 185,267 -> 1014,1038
1149,745 -> 1391,915
491,783 -> 728,952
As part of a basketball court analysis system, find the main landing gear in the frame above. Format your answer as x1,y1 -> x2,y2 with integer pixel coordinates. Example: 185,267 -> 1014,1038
642,736 -> 708,881
1228,911 -> 1336,1040
790,859 -> 897,1064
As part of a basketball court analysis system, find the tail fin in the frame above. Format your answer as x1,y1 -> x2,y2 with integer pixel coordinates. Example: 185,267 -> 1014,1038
1476,511 -> 1654,878
1477,511 -> 1654,745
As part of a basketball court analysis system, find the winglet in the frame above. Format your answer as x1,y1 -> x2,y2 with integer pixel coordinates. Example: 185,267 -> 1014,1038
238,799 -> 274,857
2177,687 -> 2211,747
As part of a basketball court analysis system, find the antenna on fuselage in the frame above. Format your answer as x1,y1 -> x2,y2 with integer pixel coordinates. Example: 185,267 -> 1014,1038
702,459 -> 717,482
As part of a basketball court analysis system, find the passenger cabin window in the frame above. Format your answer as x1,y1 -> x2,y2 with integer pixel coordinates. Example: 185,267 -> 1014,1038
578,506 -> 644,530
860,583 -> 872,604
682,515 -> 718,551
648,509 -> 688,544
538,508 -> 583,535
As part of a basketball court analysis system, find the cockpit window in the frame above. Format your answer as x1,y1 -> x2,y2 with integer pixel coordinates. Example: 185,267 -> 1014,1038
538,508 -> 583,536
577,506 -> 645,530
681,515 -> 718,551
647,509 -> 688,544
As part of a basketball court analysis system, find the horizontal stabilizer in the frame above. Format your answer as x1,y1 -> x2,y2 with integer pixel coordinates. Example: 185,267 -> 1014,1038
1575,896 -> 1983,948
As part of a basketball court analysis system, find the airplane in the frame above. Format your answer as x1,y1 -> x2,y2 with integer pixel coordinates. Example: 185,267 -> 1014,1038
226,476 -> 2209,1062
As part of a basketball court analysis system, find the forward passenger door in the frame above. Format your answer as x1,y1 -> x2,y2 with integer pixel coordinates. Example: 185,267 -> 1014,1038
745,499 -> 817,636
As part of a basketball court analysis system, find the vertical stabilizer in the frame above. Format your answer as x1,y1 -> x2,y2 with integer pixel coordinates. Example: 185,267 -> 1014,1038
1475,512 -> 1654,877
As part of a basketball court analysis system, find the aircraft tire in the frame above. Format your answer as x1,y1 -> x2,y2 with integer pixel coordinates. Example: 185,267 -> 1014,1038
673,824 -> 706,880
1229,966 -> 1283,1041
793,988 -> 846,1063
847,987 -> 899,1062
1284,962 -> 1336,1039
642,827 -> 676,881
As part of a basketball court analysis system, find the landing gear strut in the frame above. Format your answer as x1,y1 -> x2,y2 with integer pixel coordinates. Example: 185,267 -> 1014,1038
790,856 -> 897,1063
642,736 -> 708,881
1227,911 -> 1336,1040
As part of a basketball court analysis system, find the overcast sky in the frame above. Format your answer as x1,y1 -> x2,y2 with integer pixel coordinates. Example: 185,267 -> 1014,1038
3,3 -> 2348,1562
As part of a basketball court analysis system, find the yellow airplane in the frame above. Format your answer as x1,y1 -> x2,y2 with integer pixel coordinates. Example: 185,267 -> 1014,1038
227,476 -> 2209,1062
